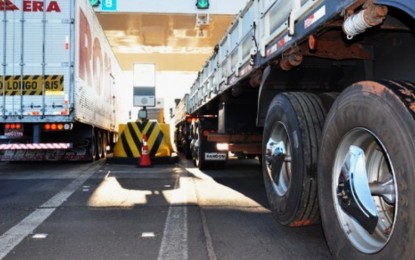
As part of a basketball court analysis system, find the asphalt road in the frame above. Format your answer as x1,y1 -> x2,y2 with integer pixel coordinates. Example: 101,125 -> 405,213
0,157 -> 332,260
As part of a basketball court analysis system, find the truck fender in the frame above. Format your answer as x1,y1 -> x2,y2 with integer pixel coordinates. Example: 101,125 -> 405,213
376,0 -> 415,19
256,65 -> 280,127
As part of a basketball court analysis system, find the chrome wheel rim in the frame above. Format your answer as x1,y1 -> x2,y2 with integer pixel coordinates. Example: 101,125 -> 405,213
265,122 -> 292,196
333,128 -> 397,254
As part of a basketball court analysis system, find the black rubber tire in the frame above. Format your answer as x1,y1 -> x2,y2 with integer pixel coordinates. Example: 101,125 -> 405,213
192,125 -> 206,170
89,134 -> 96,162
318,92 -> 339,113
184,139 -> 192,160
191,143 -> 197,166
96,131 -> 103,159
262,92 -> 325,226
101,132 -> 107,159
318,81 -> 415,259
194,127 -> 207,170
194,144 -> 206,170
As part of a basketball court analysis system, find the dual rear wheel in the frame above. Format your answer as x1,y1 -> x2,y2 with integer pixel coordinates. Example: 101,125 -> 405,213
263,81 -> 415,259
318,81 -> 415,259
89,129 -> 108,161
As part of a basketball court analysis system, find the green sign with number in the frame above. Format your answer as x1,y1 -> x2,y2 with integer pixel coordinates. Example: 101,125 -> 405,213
90,0 -> 100,7
196,0 -> 209,9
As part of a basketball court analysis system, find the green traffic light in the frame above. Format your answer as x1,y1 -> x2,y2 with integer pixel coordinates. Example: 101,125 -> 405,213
90,0 -> 100,7
196,0 -> 209,9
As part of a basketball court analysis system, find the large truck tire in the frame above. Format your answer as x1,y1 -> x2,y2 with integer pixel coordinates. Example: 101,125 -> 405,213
193,126 -> 207,170
184,140 -> 192,160
262,92 -> 325,226
96,131 -> 103,159
102,132 -> 108,159
194,143 -> 206,170
88,130 -> 97,162
318,92 -> 339,113
318,81 -> 415,259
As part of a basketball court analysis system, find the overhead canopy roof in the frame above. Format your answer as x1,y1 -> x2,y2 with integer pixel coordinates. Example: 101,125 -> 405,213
96,13 -> 235,71
94,0 -> 247,71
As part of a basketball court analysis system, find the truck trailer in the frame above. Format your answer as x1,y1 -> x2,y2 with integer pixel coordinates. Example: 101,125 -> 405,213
174,94 -> 193,159
0,0 -> 123,161
175,0 -> 415,258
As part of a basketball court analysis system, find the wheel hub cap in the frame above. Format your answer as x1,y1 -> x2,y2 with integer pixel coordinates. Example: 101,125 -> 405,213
265,123 -> 291,196
333,128 -> 397,254
337,145 -> 378,234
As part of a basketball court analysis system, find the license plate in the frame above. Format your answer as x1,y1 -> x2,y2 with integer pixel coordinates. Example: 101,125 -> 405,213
5,126 -> 24,137
205,152 -> 227,161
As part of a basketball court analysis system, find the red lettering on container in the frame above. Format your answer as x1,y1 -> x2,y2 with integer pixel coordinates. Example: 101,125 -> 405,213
1,0 -> 61,12
93,38 -> 103,96
22,1 -> 31,11
46,1 -> 60,12
79,9 -> 92,86
0,0 -> 18,11
79,8 -> 113,97
33,1 -> 43,12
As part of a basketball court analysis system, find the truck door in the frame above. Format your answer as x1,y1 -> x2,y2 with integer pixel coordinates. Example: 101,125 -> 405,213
0,0 -> 73,119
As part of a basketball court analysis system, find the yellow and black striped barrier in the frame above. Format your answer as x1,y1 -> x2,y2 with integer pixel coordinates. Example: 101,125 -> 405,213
110,120 -> 177,164
0,75 -> 64,96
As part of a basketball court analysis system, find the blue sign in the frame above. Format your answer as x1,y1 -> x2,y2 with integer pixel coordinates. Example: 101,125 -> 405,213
101,0 -> 117,11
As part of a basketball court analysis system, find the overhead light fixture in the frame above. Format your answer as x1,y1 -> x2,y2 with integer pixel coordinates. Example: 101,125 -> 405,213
195,13 -> 210,27
89,0 -> 100,7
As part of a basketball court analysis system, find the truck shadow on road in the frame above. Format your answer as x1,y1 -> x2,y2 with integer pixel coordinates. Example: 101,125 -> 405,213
178,157 -> 332,259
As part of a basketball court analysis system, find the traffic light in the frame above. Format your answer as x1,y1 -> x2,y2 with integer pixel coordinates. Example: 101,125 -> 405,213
196,0 -> 209,9
90,0 -> 100,7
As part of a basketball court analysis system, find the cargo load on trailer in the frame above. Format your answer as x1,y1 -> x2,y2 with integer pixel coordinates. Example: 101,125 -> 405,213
174,0 -> 415,258
0,0 -> 123,161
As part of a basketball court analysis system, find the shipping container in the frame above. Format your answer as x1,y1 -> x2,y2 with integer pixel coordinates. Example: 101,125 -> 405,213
0,0 -> 123,161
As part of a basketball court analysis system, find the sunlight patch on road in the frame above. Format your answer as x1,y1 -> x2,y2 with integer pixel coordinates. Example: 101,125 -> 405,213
87,174 -> 152,208
185,167 -> 267,211
87,168 -> 195,208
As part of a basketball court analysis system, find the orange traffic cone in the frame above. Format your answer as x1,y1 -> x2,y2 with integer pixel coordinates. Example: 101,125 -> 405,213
139,134 -> 152,167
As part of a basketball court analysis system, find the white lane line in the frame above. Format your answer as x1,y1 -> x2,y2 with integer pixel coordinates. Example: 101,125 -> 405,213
0,163 -> 102,259
186,167 -> 218,260
157,175 -> 188,260
200,208 -> 217,260
158,206 -> 188,260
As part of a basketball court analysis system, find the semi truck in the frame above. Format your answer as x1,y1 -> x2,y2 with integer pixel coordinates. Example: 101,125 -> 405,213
0,0 -> 123,161
175,0 -> 415,258
173,94 -> 193,159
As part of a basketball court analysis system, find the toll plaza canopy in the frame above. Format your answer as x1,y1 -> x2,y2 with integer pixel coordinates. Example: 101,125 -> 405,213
94,0 -> 247,71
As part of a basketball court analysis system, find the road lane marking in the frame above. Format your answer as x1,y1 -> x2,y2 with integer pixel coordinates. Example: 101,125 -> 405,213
141,232 -> 155,238
200,208 -> 217,260
0,163 -> 102,259
186,167 -> 218,260
157,172 -> 188,260
32,233 -> 48,239
158,206 -> 188,260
